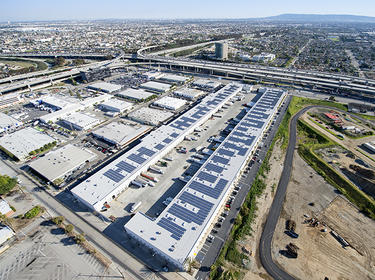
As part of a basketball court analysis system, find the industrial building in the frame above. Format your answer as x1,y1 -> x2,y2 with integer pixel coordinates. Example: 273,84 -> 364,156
173,88 -> 205,100
39,94 -> 111,124
152,96 -> 187,111
0,127 -> 55,161
71,83 -> 243,212
0,224 -> 14,246
0,199 -> 14,217
0,92 -> 24,109
92,122 -> 151,146
29,144 -> 96,184
128,107 -> 174,126
116,88 -> 155,102
215,42 -> 228,60
158,74 -> 190,85
88,82 -> 122,93
142,71 -> 165,80
99,99 -> 132,113
192,79 -> 222,91
61,112 -> 100,131
0,112 -> 22,134
124,88 -> 286,270
252,53 -> 275,62
140,81 -> 171,93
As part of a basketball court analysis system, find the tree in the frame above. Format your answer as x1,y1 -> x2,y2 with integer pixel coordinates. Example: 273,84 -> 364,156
52,216 -> 65,225
53,57 -> 65,67
0,175 -> 17,195
65,224 -> 74,233
75,233 -> 86,244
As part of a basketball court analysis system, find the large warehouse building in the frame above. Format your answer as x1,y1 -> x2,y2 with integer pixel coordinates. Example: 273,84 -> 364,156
0,127 -> 56,161
29,144 -> 96,184
140,81 -> 171,93
152,96 -> 187,111
88,82 -> 122,93
71,83 -> 243,211
0,112 -> 23,134
124,88 -> 286,270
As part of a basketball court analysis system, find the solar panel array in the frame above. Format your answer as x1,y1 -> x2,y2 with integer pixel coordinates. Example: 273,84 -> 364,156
72,83 -> 243,208
124,88 -> 286,266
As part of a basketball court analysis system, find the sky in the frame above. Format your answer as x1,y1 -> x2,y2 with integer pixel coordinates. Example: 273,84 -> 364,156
0,0 -> 374,21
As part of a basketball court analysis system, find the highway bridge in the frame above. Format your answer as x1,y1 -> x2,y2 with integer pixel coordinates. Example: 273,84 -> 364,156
0,52 -> 112,59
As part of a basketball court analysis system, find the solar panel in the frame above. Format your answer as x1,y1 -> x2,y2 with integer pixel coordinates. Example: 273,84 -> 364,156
205,163 -> 224,173
189,178 -> 228,199
127,153 -> 146,164
138,147 -> 155,157
170,132 -> 179,138
163,138 -> 172,144
197,171 -> 217,183
154,143 -> 165,150
157,217 -> 186,240
103,169 -> 124,183
217,148 -> 235,157
116,161 -> 136,173
211,155 -> 229,165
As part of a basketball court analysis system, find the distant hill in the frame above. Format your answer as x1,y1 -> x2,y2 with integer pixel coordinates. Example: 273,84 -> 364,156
258,14 -> 375,23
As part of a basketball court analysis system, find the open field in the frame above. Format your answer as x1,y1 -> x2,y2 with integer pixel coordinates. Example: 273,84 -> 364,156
272,152 -> 375,280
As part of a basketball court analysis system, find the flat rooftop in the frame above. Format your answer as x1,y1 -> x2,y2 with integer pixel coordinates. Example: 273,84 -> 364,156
71,83 -> 243,211
92,122 -> 151,146
29,144 -> 96,182
0,127 -> 55,160
88,82 -> 122,93
193,79 -> 222,89
173,88 -> 205,100
39,95 -> 76,109
140,81 -> 171,92
128,107 -> 174,126
100,99 -> 132,112
153,96 -> 187,111
61,113 -> 100,130
159,74 -> 190,83
116,88 -> 155,101
125,88 -> 286,268
0,112 -> 22,132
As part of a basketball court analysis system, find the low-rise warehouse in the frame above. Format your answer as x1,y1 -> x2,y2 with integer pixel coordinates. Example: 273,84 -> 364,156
192,79 -> 222,91
29,144 -> 96,184
173,88 -> 205,100
0,112 -> 22,134
142,71 -> 165,80
128,107 -> 174,126
153,96 -> 187,111
99,99 -> 132,113
88,82 -> 122,93
0,127 -> 56,161
61,112 -> 100,131
124,88 -> 286,270
92,122 -> 151,146
0,92 -> 24,109
71,83 -> 243,212
158,74 -> 190,85
140,81 -> 171,93
116,88 -> 155,102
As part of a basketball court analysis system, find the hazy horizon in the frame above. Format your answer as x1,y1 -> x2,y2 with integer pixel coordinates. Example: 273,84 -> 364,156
1,0 -> 374,22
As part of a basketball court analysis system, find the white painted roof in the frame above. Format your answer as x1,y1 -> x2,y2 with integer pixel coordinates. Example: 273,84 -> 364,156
116,88 -> 155,101
61,112 -> 100,130
0,112 -> 22,132
128,107 -> 174,126
140,81 -> 171,92
153,96 -> 187,111
88,82 -> 122,93
29,144 -> 96,182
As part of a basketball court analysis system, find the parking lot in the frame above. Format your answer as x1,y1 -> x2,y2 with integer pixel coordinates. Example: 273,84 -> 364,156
97,90 -> 258,222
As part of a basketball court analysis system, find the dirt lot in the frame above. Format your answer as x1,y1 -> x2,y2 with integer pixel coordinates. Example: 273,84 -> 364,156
272,152 -> 375,280
242,141 -> 285,280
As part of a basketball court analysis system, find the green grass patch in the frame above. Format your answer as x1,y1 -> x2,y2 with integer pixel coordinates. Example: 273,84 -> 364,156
24,205 -> 43,219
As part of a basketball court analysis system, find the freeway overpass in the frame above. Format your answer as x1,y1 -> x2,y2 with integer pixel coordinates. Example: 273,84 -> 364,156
0,52 -> 111,59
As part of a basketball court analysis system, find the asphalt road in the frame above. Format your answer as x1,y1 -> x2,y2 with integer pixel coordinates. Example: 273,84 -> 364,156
195,95 -> 291,280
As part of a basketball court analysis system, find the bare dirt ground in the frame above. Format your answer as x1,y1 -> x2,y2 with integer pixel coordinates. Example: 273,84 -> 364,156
272,152 -> 375,280
242,141 -> 285,280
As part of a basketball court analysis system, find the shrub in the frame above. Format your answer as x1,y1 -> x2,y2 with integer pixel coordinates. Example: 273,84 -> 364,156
65,224 -> 74,233
24,206 -> 42,219
75,233 -> 86,244
52,216 -> 65,225
0,175 -> 17,195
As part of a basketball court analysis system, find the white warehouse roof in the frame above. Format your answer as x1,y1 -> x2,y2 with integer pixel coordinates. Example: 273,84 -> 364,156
0,127 -> 55,160
116,88 -> 155,101
124,88 -> 286,270
0,112 -> 22,133
88,82 -> 122,93
100,99 -> 132,113
92,122 -> 151,146
29,144 -> 96,182
71,83 -> 243,212
140,81 -> 171,93
192,79 -> 222,90
128,107 -> 174,126
159,74 -> 190,84
153,96 -> 187,111
61,112 -> 100,131
174,88 -> 205,100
